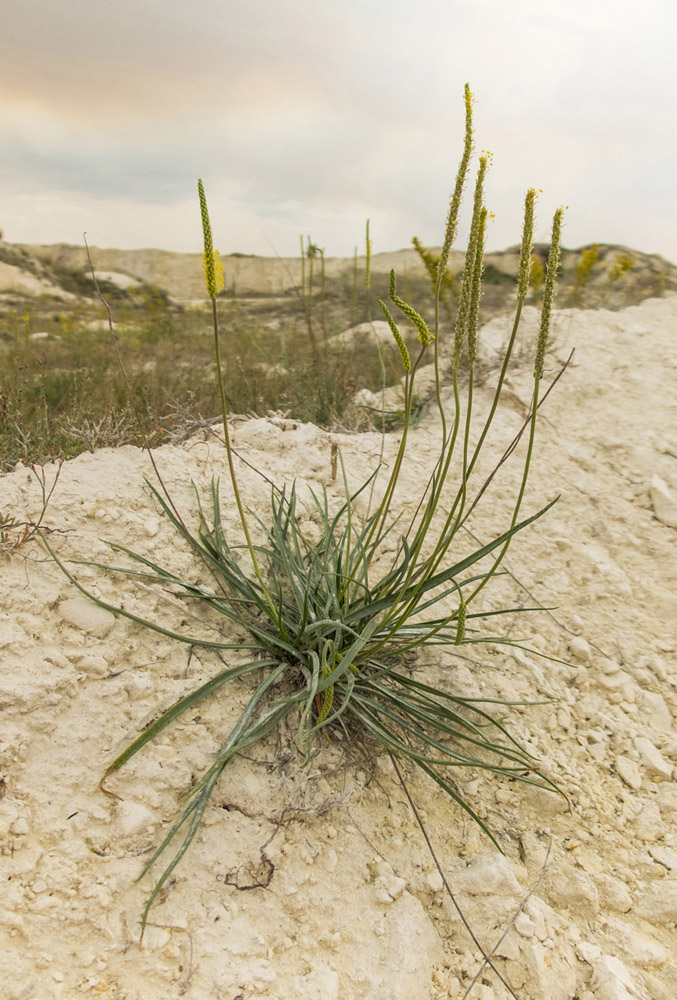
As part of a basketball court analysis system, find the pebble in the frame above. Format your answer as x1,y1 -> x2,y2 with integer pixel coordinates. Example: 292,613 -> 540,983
649,846 -> 677,871
124,672 -> 155,700
595,875 -> 633,913
637,878 -> 677,923
639,690 -> 673,732
60,596 -> 116,638
426,871 -> 444,893
576,940 -> 602,964
633,800 -> 663,841
605,918 -> 667,966
591,954 -> 640,1000
615,756 -> 642,790
374,874 -> 407,903
649,475 -> 677,527
514,912 -> 535,938
634,736 -> 673,778
569,635 -> 592,664
116,800 -> 155,836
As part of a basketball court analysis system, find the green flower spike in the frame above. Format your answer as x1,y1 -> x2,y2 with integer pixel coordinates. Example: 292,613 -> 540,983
198,179 -> 224,299
534,207 -> 564,379
389,269 -> 432,346
379,300 -> 411,371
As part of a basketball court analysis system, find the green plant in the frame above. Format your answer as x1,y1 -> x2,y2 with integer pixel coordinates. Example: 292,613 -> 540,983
608,250 -> 635,282
529,253 -> 545,297
45,84 -> 566,933
569,242 -> 599,303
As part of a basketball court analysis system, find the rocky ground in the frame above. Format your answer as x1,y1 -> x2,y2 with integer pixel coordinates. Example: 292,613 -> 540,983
1,294 -> 676,999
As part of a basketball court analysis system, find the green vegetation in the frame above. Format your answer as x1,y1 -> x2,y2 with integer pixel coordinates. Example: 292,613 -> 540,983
44,84 -> 567,948
569,242 -> 599,303
0,284 -> 411,471
607,250 -> 635,282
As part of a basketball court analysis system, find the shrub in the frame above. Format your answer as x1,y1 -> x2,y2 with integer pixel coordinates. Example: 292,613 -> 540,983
45,84 -> 566,931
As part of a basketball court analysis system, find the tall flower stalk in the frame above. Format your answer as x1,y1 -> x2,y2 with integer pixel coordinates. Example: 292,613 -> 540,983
46,89 -> 567,935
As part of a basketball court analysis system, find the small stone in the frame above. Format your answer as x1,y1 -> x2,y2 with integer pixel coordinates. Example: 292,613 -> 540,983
10,817 -> 29,836
60,596 -> 116,638
124,673 -> 154,700
649,846 -> 677,871
576,940 -> 602,964
650,475 -> 677,527
595,875 -> 632,913
615,756 -> 642,790
514,912 -> 535,938
633,800 -> 663,841
598,669 -> 633,690
454,852 -> 522,897
76,654 -> 109,678
375,874 -> 407,903
569,636 -> 592,664
591,955 -> 640,1000
116,800 -> 155,836
605,918 -> 667,966
142,925 -> 171,950
639,691 -> 673,733
426,870 -> 444,893
635,737 -> 673,778
637,878 -> 677,923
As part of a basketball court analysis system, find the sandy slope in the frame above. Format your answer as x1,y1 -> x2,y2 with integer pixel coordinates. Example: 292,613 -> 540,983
1,297 -> 676,1000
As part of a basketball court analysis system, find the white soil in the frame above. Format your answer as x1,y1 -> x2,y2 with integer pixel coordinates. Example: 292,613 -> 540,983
1,297 -> 676,1000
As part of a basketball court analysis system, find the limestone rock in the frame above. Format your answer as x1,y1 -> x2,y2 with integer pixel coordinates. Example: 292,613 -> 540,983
591,955 -> 642,1000
634,736 -> 673,778
649,845 -> 677,871
569,635 -> 593,664
595,874 -> 633,913
639,690 -> 673,733
521,939 -> 577,1000
603,917 -> 667,966
116,800 -> 155,836
476,305 -> 540,361
59,596 -> 116,638
650,475 -> 677,527
615,755 -> 642,790
636,877 -> 677,924
542,865 -> 599,918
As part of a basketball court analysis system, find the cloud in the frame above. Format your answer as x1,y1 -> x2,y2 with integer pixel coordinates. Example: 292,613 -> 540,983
1,0 -> 676,261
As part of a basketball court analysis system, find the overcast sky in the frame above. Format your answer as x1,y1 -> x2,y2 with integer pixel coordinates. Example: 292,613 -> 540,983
2,0 -> 676,262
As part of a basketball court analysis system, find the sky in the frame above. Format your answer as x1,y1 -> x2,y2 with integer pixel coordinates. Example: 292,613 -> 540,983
2,0 -> 677,262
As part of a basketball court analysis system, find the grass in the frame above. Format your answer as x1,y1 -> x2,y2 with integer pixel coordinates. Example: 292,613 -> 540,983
0,291 -> 408,470
44,84 -> 568,953
0,243 -> 522,472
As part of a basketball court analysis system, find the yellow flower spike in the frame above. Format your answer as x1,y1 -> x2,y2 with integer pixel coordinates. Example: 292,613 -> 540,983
437,82 -> 474,285
388,269 -> 432,346
379,300 -> 411,371
517,188 -> 537,301
534,207 -> 564,379
197,179 -> 224,299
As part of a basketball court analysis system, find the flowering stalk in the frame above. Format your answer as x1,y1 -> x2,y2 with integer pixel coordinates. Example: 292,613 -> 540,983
197,179 -> 271,608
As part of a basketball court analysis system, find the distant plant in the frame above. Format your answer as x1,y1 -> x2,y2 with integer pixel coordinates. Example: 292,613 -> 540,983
569,243 -> 599,304
607,250 -> 635,282
482,262 -> 514,285
45,86 -> 567,954
412,235 -> 457,305
529,253 -> 545,295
